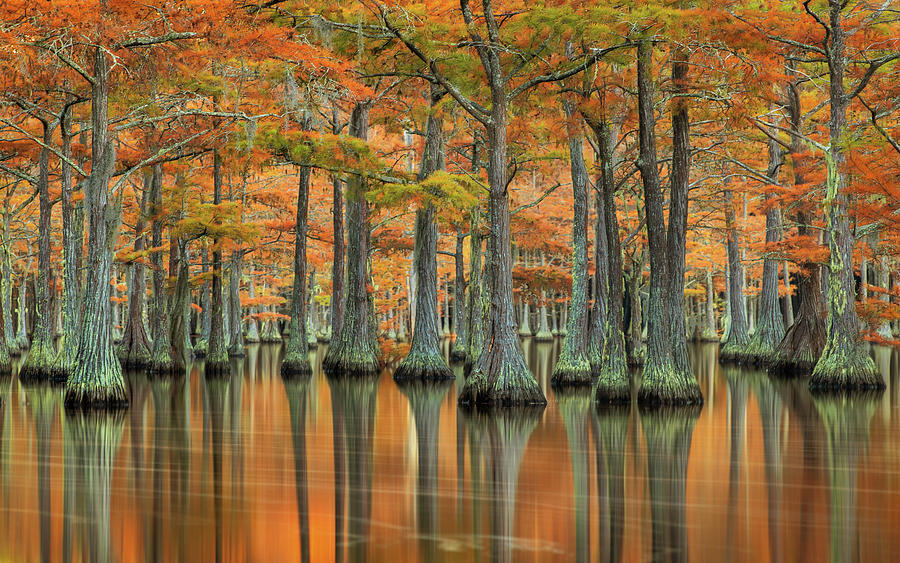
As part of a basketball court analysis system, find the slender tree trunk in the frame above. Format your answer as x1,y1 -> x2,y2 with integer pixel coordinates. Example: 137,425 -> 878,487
52,104 -> 82,379
586,111 -> 629,401
552,99 -> 592,385
667,46 -> 693,378
205,150 -> 229,376
322,103 -> 380,375
282,164 -> 312,376
810,2 -> 882,390
228,250 -> 244,357
16,269 -> 29,348
781,261 -> 794,327
245,276 -> 260,343
464,211 -> 485,376
720,189 -> 751,361
703,269 -> 718,341
450,227 -> 468,361
21,120 -> 57,381
746,136 -> 786,364
395,85 -> 453,381
635,41 -> 701,405
118,173 -> 152,368
148,164 -> 176,374
0,210 -> 15,353
65,45 -> 128,408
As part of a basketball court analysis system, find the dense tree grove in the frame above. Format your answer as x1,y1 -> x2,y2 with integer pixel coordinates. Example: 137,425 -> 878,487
0,0 -> 898,409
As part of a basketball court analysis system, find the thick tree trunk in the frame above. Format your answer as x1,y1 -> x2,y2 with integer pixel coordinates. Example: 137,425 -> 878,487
395,86 -> 453,381
627,261 -> 644,365
205,150 -> 229,376
552,100 -> 592,385
745,136 -> 786,364
458,91 -> 544,406
21,121 -> 57,381
118,173 -> 152,368
635,41 -> 701,405
282,164 -> 312,376
194,244 -> 211,357
720,189 -> 751,362
450,227 -> 468,362
322,103 -> 380,375
168,238 -> 192,369
810,2 -> 882,390
65,45 -> 128,408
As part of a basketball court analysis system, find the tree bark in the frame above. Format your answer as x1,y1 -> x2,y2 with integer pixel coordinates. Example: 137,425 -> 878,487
282,164 -> 312,376
322,103 -> 380,375
118,172 -> 152,368
148,164 -> 177,374
65,45 -> 128,408
205,150 -> 229,376
809,1 -> 882,390
450,227 -> 468,361
552,100 -> 592,385
228,249 -> 245,357
745,136 -> 786,364
635,41 -> 701,405
20,120 -> 57,381
395,84 -> 453,381
720,188 -> 751,361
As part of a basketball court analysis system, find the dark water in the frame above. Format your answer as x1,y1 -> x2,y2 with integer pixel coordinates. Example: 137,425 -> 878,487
1,340 -> 900,562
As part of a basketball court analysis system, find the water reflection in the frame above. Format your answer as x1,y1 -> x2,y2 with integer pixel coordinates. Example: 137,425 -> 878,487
0,342 -> 897,561
460,407 -> 541,563
65,410 -> 125,563
642,406 -> 700,563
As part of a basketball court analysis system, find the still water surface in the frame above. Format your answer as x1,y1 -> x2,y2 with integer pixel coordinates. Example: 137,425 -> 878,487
0,340 -> 899,562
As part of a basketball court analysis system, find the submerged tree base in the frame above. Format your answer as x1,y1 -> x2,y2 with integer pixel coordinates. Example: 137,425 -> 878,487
768,314 -> 825,378
393,351 -> 453,382
809,346 -> 884,392
19,343 -> 57,383
281,355 -> 312,378
322,346 -> 380,377
192,339 -> 208,358
117,349 -> 152,370
592,354 -> 631,405
458,343 -> 546,407
718,341 -> 751,365
204,360 -> 231,379
637,360 -> 703,407
551,354 -> 592,387
64,379 -> 129,410
534,330 -> 553,342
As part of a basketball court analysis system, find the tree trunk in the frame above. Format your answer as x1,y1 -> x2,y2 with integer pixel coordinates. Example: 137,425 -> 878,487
809,1 -> 882,390
118,172 -> 152,368
65,45 -> 128,408
450,227 -> 468,361
720,188 -> 751,361
552,99 -> 592,385
781,261 -> 794,328
205,150 -> 229,376
635,41 -> 701,405
458,86 -> 544,406
228,250 -> 245,357
322,103 -> 380,375
52,104 -> 82,379
702,269 -> 718,341
148,164 -> 177,374
395,85 -> 453,381
464,212 -> 485,376
586,113 -> 629,401
282,164 -> 312,376
21,120 -> 57,381
745,136 -> 786,364
245,276 -> 260,343
0,211 -> 16,353
667,46 -> 693,379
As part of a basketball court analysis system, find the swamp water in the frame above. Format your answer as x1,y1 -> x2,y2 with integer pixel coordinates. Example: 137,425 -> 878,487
0,341 -> 898,562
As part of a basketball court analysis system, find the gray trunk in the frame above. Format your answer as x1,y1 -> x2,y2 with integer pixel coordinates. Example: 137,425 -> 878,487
282,164 -> 312,376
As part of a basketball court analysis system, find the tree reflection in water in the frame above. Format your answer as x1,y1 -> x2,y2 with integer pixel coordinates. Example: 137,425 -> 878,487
24,383 -> 58,563
284,375 -> 312,563
459,406 -> 541,563
641,405 -> 700,563
812,392 -> 879,563
397,380 -> 453,562
63,409 -> 125,563
328,372 -> 380,563
554,387 -> 591,563
723,365 -> 747,559
747,369 -> 785,563
592,405 -> 629,563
